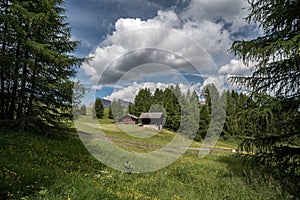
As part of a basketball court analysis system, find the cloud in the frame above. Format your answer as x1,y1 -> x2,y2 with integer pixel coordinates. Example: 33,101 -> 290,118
66,0 -> 170,57
77,0 -> 257,98
91,85 -> 103,90
218,59 -> 252,76
201,76 -> 226,92
218,59 -> 256,91
180,0 -> 250,33
80,9 -> 231,86
104,82 -> 202,102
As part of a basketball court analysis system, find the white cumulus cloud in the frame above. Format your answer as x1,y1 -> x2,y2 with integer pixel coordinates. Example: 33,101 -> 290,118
79,0 -> 256,104
181,0 -> 250,33
218,59 -> 255,90
104,82 -> 202,102
81,9 -> 232,86
201,76 -> 226,92
218,59 -> 252,76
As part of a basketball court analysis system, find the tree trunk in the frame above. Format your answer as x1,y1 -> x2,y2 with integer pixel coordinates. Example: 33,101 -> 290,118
0,46 -> 6,119
16,48 -> 29,120
26,60 -> 37,117
8,41 -> 21,119
0,0 -> 9,119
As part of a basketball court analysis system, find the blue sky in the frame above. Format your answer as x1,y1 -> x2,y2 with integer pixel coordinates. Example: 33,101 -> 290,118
65,0 -> 179,57
65,0 -> 260,103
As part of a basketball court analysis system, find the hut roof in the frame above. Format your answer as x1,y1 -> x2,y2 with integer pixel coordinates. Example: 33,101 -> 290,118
139,112 -> 164,119
117,114 -> 139,120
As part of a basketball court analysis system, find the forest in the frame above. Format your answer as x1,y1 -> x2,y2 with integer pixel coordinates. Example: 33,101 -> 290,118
0,0 -> 81,131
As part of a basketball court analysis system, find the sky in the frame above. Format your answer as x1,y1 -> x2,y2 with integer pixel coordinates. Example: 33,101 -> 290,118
65,0 -> 260,104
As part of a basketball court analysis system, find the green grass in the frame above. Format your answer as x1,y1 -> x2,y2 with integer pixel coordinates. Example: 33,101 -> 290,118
76,111 -> 237,153
98,108 -> 114,124
0,128 -> 290,200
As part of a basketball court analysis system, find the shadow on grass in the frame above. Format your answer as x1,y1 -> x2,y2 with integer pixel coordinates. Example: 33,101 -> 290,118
214,155 -> 246,176
215,154 -> 299,199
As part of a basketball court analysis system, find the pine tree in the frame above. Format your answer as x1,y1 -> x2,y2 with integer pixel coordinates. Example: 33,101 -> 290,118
203,84 -> 219,113
222,90 -> 241,138
196,104 -> 210,141
128,103 -> 134,115
230,0 -> 300,195
162,88 -> 180,131
80,105 -> 86,116
132,88 -> 152,117
110,99 -> 123,119
0,0 -> 81,130
108,105 -> 113,119
199,84 -> 226,142
153,88 -> 164,104
180,90 -> 199,138
93,98 -> 104,119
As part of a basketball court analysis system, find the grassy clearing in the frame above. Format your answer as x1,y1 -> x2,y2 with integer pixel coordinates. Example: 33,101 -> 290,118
76,111 -> 236,152
0,128 -> 290,200
75,114 -> 176,152
77,122 -> 234,155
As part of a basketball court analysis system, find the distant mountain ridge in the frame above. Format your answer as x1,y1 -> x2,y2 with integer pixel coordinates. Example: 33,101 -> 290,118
89,99 -> 132,108
101,99 -> 112,108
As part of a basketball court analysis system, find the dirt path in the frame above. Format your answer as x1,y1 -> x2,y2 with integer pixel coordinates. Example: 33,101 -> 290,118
78,131 -> 236,154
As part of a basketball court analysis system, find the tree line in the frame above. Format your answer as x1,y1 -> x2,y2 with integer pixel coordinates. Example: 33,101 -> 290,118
108,84 -> 225,140
130,86 -> 199,138
0,0 -> 81,131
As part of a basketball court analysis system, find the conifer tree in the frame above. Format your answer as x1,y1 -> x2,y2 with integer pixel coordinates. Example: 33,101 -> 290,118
94,98 -> 104,119
80,105 -> 86,116
230,0 -> 300,193
0,0 -> 81,130
132,88 -> 152,117
180,90 -> 199,138
196,105 -> 210,141
109,99 -> 123,119
162,88 -> 180,131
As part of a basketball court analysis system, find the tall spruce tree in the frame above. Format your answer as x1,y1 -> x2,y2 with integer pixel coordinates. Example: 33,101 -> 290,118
162,87 -> 180,131
93,98 -> 104,119
230,0 -> 300,194
132,88 -> 152,117
197,84 -> 225,142
196,104 -> 210,141
153,88 -> 164,104
109,99 -> 123,119
180,90 -> 199,138
80,105 -> 86,116
0,0 -> 81,130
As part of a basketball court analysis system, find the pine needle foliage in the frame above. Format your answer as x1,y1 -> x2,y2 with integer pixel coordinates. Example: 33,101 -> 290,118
230,0 -> 300,195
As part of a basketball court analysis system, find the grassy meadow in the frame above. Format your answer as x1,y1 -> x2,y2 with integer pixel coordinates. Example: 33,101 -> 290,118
0,110 -> 290,199
0,131 -> 289,200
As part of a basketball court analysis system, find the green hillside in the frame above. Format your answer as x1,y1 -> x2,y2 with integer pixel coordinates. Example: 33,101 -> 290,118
0,128 -> 289,200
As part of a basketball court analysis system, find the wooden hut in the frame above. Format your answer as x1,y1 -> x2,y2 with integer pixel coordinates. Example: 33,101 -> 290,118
139,112 -> 164,130
116,114 -> 139,124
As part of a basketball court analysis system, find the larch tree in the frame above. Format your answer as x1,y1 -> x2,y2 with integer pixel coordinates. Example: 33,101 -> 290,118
109,99 -> 123,120
93,98 -> 104,119
162,87 -> 180,131
132,88 -> 152,117
0,0 -> 81,131
230,0 -> 300,193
